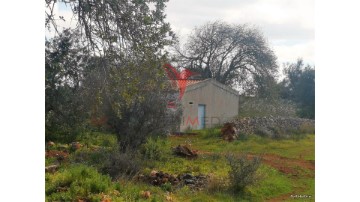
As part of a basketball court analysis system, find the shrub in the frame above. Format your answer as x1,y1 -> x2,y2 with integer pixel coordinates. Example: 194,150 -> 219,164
226,154 -> 261,194
101,151 -> 141,180
45,165 -> 112,201
160,182 -> 173,192
298,122 -> 315,134
140,137 -> 169,161
70,147 -> 112,169
71,146 -> 141,180
206,176 -> 229,193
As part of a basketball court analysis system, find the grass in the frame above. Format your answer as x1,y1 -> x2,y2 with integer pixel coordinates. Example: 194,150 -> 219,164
46,129 -> 315,201
45,165 -> 114,201
170,130 -> 315,160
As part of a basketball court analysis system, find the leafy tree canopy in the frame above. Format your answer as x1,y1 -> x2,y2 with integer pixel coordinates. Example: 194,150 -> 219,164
280,59 -> 315,119
174,21 -> 278,97
45,0 -> 180,149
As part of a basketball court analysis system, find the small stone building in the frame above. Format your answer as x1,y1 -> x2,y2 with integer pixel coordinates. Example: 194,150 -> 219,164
180,79 -> 239,131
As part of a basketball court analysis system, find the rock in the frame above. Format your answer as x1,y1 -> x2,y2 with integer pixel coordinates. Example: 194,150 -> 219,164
139,171 -> 209,190
140,191 -> 151,199
45,165 -> 59,173
229,116 -> 315,138
184,179 -> 195,184
71,142 -> 82,151
172,145 -> 198,158
221,122 -> 238,141
161,177 -> 169,183
45,150 -> 69,159
181,173 -> 193,180
150,170 -> 157,177
57,144 -> 69,151
47,141 -> 55,147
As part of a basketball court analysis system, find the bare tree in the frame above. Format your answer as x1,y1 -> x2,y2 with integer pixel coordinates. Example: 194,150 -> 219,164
175,21 -> 278,96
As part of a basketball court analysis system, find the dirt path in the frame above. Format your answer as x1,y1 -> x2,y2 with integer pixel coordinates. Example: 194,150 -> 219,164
197,151 -> 315,177
247,153 -> 315,177
197,151 -> 315,201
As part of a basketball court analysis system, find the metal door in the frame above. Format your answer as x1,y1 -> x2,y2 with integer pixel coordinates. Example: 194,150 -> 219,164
198,104 -> 206,129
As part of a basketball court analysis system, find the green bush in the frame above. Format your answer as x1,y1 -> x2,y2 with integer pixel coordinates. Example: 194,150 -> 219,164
160,182 -> 173,192
226,154 -> 261,194
70,147 -> 112,169
45,165 -> 112,201
102,151 -> 141,179
140,137 -> 169,161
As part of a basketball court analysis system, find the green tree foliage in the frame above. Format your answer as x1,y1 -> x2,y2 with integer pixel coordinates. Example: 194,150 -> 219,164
280,59 -> 315,119
82,53 -> 181,151
45,0 -> 180,149
45,29 -> 89,142
174,21 -> 278,97
45,0 -> 175,54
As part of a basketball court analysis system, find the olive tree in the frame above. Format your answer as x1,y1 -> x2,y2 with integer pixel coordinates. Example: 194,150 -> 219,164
45,0 -> 180,149
174,21 -> 278,97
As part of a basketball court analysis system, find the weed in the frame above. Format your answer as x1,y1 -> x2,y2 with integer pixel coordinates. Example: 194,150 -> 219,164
226,154 -> 262,194
206,176 -> 229,192
102,151 -> 141,179
140,137 -> 169,161
160,182 -> 173,192
70,147 -> 112,169
46,165 -> 112,201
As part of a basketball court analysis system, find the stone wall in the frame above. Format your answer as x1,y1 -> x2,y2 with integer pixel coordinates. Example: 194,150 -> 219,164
229,116 -> 315,138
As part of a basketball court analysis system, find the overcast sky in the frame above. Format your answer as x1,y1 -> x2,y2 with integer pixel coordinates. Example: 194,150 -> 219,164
165,0 -> 314,67
49,0 -> 314,68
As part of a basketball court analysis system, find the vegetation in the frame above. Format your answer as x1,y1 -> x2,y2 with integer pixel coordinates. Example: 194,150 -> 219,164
280,59 -> 315,119
45,0 -> 181,151
45,29 -> 89,142
46,165 -> 113,201
140,137 -> 170,161
174,21 -> 278,97
46,129 -> 315,201
45,1 -> 315,201
226,154 -> 261,194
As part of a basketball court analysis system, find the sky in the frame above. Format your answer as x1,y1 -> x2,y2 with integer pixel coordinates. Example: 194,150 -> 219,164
48,0 -> 314,68
165,0 -> 315,67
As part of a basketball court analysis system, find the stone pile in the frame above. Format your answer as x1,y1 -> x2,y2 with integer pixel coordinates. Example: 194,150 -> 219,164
221,122 -> 238,141
229,116 -> 315,138
138,170 -> 180,186
178,173 -> 208,190
137,171 -> 209,190
172,145 -> 198,158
